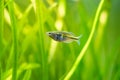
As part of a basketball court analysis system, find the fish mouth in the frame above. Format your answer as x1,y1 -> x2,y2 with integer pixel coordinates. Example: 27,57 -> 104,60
46,32 -> 50,35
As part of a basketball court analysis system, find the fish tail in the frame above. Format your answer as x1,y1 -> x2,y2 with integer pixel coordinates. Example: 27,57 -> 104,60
76,40 -> 80,45
76,34 -> 82,45
78,34 -> 82,39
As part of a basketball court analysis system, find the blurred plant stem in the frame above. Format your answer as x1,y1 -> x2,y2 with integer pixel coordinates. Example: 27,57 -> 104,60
35,0 -> 48,80
0,0 -> 4,79
63,0 -> 104,79
8,0 -> 18,80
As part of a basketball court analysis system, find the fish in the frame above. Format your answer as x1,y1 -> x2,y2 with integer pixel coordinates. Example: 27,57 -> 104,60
46,31 -> 82,45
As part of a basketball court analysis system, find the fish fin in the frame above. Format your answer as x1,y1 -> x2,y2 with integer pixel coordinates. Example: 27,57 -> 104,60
62,31 -> 75,36
76,40 -> 80,45
78,34 -> 83,39
76,34 -> 82,45
63,39 -> 73,43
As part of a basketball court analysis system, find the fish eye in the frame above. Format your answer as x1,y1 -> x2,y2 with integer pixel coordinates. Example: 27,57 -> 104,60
47,32 -> 52,35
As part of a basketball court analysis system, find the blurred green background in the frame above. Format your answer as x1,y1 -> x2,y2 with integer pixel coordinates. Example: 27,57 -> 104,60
0,0 -> 120,80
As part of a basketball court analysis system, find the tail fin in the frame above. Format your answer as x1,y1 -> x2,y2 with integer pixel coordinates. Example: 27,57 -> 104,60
76,34 -> 82,45
78,34 -> 82,39
76,40 -> 80,45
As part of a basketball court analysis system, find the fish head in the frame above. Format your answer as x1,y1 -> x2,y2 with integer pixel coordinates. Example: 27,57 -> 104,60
46,32 -> 57,40
46,31 -> 63,41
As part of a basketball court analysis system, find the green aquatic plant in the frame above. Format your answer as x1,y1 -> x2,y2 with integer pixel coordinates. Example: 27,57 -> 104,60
8,0 -> 18,80
35,0 -> 48,80
0,0 -> 4,79
1,0 -> 120,80
63,0 -> 104,79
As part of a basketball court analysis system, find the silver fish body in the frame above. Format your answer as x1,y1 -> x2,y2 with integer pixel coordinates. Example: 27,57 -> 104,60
47,31 -> 82,45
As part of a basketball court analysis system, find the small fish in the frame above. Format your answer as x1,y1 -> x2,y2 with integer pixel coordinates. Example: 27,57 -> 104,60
46,31 -> 82,45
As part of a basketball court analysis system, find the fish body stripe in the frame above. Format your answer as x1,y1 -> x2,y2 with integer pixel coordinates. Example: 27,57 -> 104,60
65,36 -> 79,40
